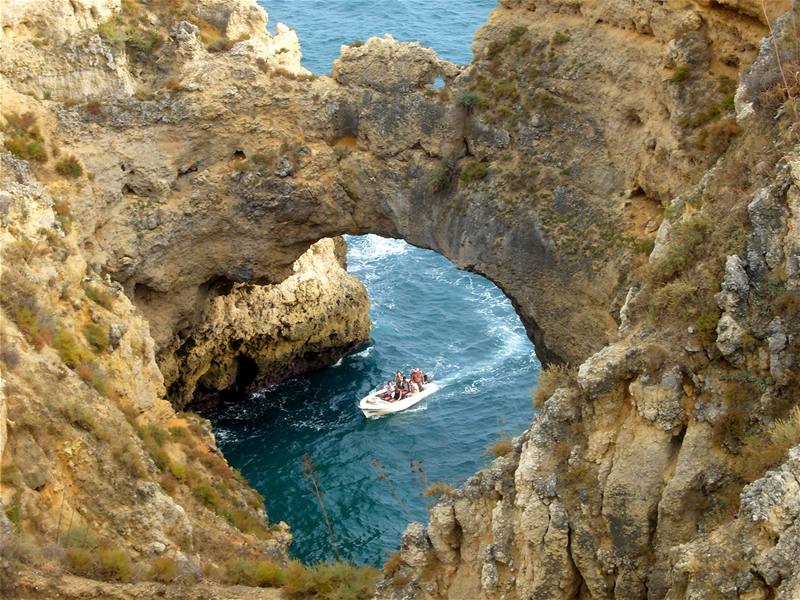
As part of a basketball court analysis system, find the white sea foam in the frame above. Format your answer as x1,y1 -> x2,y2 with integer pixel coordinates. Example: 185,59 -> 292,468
346,234 -> 409,265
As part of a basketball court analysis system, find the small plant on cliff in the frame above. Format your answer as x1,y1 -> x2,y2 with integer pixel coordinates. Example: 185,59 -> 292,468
532,364 -> 576,408
55,156 -> 83,178
455,90 -> 480,111
83,283 -> 114,309
82,323 -> 109,353
486,433 -> 513,458
428,161 -> 455,192
53,328 -> 86,368
669,64 -> 690,84
459,159 -> 489,185
97,547 -> 132,581
148,556 -> 178,583
282,561 -> 379,599
224,558 -> 285,587
2,112 -> 47,162
422,481 -> 455,498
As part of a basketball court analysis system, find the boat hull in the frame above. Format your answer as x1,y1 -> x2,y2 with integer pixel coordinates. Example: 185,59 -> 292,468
358,383 -> 440,417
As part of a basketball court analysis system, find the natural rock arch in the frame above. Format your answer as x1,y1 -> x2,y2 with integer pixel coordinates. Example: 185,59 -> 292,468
59,34 -> 635,400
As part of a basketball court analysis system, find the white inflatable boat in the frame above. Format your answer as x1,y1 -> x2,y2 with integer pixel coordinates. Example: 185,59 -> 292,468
359,383 -> 440,418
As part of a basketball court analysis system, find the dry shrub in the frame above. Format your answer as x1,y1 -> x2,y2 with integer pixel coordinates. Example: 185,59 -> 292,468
740,405 -> 800,480
486,434 -> 513,458
383,551 -> 403,577
695,117 -> 739,157
148,556 -> 177,582
283,561 -> 378,599
82,322 -> 109,353
2,112 -> 47,162
532,364 -> 575,408
85,101 -> 102,115
113,440 -> 146,477
55,156 -> 83,178
159,472 -> 179,496
65,547 -> 94,576
646,277 -> 697,322
224,558 -> 285,587
422,482 -> 454,498
97,547 -> 131,581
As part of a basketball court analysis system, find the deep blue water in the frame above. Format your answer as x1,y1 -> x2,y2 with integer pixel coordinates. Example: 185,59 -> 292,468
208,237 -> 539,565
259,0 -> 498,73
207,1 -> 538,566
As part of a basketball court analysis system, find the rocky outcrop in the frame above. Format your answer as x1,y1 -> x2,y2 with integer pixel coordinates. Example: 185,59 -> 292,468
1,0 -> 798,597
0,152 -> 290,594
161,237 -> 371,409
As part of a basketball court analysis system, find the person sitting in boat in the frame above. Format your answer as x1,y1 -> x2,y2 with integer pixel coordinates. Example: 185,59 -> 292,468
381,381 -> 396,401
407,378 -> 420,395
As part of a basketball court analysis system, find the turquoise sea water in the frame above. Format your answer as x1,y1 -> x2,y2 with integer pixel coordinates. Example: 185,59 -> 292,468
207,0 -> 539,566
208,237 -> 539,564
260,0 -> 497,73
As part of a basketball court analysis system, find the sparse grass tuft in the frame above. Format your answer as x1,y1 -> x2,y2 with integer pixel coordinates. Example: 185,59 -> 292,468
455,90 -> 480,111
148,556 -> 178,582
459,159 -> 489,185
486,434 -> 513,458
55,156 -> 83,178
283,561 -> 379,599
224,558 -> 285,587
82,323 -> 109,353
740,406 -> 800,480
83,283 -> 114,309
53,328 -> 86,368
2,112 -> 48,162
97,547 -> 132,581
669,64 -> 690,84
532,364 -> 576,408
422,481 -> 455,498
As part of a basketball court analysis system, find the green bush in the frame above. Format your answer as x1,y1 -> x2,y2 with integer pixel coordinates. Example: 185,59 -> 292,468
98,547 -> 131,581
83,283 -> 114,309
53,328 -> 85,368
65,547 -> 95,576
455,90 -> 480,110
55,156 -> 83,178
669,64 -> 690,83
2,112 -> 48,162
82,323 -> 109,353
486,434 -> 513,458
283,561 -> 379,599
148,556 -> 177,582
459,160 -> 489,185
507,26 -> 528,45
422,482 -> 455,497
224,558 -> 285,587
428,162 -> 453,192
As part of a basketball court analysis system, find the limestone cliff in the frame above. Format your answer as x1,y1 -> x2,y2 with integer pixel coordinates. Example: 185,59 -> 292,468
0,0 -> 798,598
161,237 -> 371,409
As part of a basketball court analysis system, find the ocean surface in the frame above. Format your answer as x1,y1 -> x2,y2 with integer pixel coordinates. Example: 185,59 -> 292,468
259,0 -> 498,73
208,236 -> 539,565
207,0 -> 538,566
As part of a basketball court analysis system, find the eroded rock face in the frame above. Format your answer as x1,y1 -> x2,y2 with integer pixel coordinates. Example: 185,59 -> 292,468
1,0 -> 799,597
161,237 -> 371,409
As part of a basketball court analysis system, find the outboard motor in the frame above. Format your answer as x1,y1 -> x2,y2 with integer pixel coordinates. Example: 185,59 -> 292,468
424,372 -> 432,384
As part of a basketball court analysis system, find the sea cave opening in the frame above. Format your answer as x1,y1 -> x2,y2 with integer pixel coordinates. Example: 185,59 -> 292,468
204,235 -> 541,565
